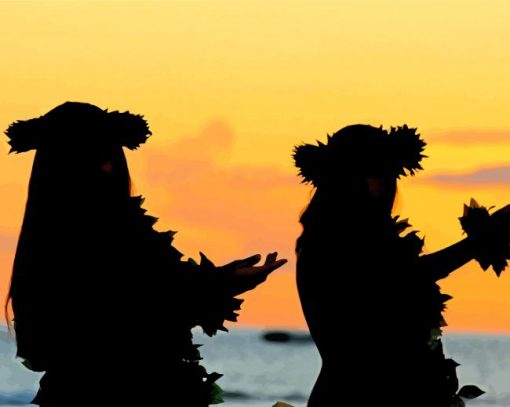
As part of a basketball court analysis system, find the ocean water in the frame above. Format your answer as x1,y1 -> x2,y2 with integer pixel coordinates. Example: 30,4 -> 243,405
1,327 -> 510,406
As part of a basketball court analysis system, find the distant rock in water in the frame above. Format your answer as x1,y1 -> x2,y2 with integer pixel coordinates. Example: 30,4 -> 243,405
261,330 -> 312,343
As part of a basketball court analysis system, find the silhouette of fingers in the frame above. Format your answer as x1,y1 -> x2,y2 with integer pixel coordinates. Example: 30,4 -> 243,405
264,252 -> 278,266
233,253 -> 287,278
263,258 -> 288,274
225,254 -> 261,269
229,255 -> 287,295
257,254 -> 287,278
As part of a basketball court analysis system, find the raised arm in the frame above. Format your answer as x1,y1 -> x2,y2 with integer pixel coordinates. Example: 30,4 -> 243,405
418,238 -> 477,281
176,251 -> 287,336
419,202 -> 510,280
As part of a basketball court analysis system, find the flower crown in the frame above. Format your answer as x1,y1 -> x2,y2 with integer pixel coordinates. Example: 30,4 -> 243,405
293,124 -> 426,186
5,101 -> 151,153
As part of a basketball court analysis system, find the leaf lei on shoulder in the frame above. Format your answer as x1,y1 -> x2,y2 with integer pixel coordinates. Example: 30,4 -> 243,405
460,198 -> 510,276
128,195 -> 245,335
390,216 -> 448,329
391,216 -> 425,255
180,343 -> 225,405
187,252 -> 244,337
391,216 -> 485,404
127,195 -> 245,404
392,216 -> 454,328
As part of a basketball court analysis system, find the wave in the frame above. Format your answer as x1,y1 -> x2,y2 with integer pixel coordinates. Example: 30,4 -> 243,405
0,391 -> 34,406
223,390 -> 308,402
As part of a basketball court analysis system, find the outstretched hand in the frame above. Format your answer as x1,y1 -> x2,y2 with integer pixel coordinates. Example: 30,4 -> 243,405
221,252 -> 287,296
460,199 -> 510,276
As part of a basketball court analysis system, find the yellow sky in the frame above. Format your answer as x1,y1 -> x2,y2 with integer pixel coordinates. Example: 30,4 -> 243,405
2,1 -> 510,332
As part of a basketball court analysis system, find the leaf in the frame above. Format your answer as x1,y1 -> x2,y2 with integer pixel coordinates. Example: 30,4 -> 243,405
445,358 -> 460,368
187,258 -> 199,267
449,395 -> 465,407
208,372 -> 223,383
458,385 -> 485,399
21,358 -> 35,371
441,294 -> 453,303
463,203 -> 469,217
428,328 -> 442,347
162,230 -> 177,244
199,252 -> 215,269
145,215 -> 158,226
210,383 -> 224,404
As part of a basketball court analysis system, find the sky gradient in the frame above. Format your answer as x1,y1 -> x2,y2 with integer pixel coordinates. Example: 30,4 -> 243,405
2,1 -> 510,332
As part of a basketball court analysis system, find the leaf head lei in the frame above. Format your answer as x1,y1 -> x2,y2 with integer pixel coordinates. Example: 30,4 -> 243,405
293,124 -> 427,186
5,101 -> 151,153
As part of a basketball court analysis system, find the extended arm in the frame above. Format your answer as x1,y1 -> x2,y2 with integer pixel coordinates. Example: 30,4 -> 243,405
126,196 -> 288,335
418,237 -> 477,281
177,251 -> 287,336
420,202 -> 510,280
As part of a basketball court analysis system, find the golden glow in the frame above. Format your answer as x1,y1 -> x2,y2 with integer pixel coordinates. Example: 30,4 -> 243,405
2,1 -> 510,332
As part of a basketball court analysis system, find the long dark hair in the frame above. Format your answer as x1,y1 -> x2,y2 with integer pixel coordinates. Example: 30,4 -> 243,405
5,144 -> 132,348
3,102 -> 150,368
296,174 -> 397,256
294,124 -> 422,251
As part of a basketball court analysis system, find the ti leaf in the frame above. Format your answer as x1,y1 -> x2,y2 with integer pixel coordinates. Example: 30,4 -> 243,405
458,385 -> 485,399
210,383 -> 224,404
449,395 -> 465,407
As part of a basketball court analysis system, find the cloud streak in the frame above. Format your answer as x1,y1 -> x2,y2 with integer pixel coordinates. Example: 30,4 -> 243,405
428,166 -> 510,185
429,130 -> 510,145
139,120 -> 307,263
136,120 -> 309,327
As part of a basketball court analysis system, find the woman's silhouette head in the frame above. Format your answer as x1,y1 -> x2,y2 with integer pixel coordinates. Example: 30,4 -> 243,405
6,101 -> 150,153
4,102 -> 152,343
6,101 -> 151,201
293,124 -> 426,187
294,124 -> 425,186
5,98 -> 152,222
294,124 -> 426,225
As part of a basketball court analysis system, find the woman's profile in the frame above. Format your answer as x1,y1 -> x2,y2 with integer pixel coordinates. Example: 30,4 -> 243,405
4,101 -> 287,406
294,124 -> 510,406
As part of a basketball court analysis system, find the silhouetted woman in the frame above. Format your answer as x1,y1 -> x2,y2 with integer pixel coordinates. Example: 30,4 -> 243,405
294,125 -> 510,406
5,102 -> 286,406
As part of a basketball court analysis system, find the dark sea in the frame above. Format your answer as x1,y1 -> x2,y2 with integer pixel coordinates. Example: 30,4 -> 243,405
0,326 -> 509,406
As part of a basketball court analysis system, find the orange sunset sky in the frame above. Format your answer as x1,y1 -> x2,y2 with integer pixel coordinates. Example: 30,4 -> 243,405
1,1 -> 510,333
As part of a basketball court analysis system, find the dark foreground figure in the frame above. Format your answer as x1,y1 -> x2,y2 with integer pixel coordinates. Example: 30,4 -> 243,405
294,124 -> 510,406
5,102 -> 286,406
